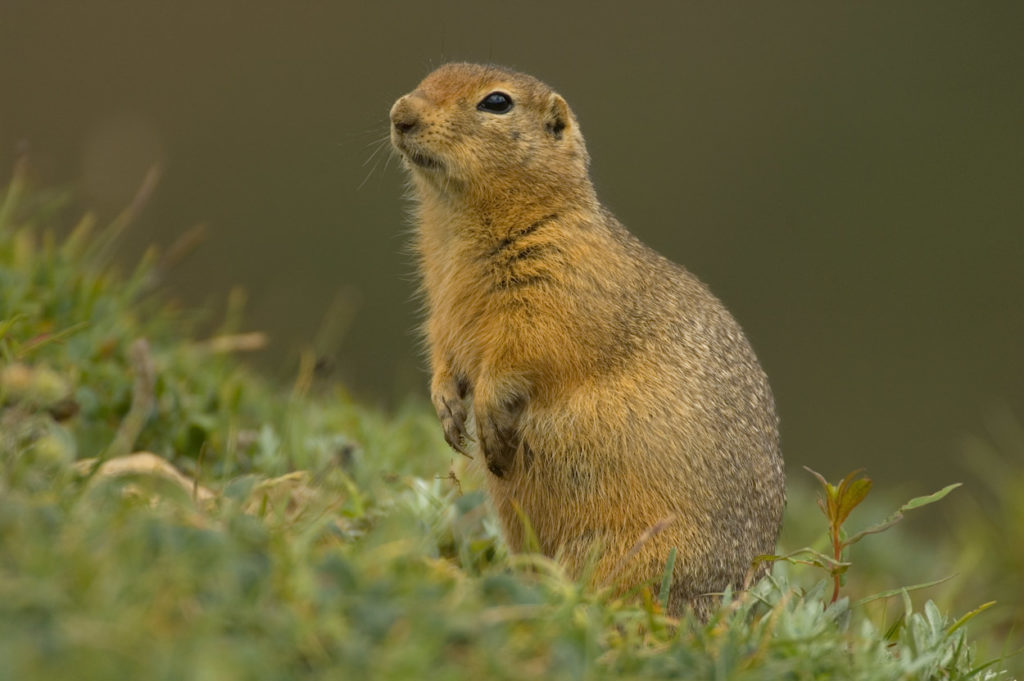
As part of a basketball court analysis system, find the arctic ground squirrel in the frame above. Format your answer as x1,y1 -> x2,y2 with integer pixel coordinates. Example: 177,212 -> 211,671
390,62 -> 785,617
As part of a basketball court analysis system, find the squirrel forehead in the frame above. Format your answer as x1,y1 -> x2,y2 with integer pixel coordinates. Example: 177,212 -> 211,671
414,62 -> 555,107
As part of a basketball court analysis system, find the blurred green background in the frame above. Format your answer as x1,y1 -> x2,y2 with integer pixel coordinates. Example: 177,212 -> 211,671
1,1 -> 1022,489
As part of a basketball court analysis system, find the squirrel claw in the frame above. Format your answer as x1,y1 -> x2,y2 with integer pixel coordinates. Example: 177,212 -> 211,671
444,426 -> 472,458
435,393 -> 471,457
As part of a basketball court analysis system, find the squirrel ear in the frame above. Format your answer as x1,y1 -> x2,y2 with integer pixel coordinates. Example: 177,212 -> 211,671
545,93 -> 570,140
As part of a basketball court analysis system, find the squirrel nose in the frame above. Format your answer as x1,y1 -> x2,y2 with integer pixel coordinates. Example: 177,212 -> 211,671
390,98 -> 420,134
393,117 -> 417,134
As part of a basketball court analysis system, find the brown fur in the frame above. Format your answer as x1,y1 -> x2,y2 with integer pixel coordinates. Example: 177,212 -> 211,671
390,63 -> 785,617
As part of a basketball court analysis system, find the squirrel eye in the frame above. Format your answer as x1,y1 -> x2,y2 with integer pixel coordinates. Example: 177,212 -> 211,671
477,91 -> 514,114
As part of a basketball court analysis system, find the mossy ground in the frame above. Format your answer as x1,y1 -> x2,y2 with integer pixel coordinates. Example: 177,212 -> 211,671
0,173 -> 1019,679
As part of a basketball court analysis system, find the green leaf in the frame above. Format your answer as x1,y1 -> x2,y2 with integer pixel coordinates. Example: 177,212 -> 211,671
658,547 -> 677,612
760,548 -> 851,571
901,588 -> 914,619
884,613 -> 905,641
948,601 -> 996,634
968,653 -> 1024,679
804,466 -> 837,521
17,321 -> 90,357
845,482 -> 962,548
854,575 -> 954,607
0,314 -> 25,344
0,158 -> 26,230
900,483 -> 962,511
834,475 -> 872,527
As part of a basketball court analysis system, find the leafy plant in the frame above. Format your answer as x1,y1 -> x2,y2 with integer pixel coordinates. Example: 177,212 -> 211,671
766,468 -> 961,606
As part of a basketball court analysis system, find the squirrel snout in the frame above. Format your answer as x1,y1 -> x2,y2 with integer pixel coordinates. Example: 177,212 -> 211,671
390,97 -> 420,134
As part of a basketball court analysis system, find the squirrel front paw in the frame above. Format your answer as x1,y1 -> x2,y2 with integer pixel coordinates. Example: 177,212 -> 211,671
476,394 -> 526,478
432,374 -> 471,456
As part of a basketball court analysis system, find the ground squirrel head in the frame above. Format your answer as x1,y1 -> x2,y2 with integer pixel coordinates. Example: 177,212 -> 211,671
390,63 -> 592,206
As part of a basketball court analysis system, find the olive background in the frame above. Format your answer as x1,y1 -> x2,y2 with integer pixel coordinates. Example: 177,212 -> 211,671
2,1 -> 1022,489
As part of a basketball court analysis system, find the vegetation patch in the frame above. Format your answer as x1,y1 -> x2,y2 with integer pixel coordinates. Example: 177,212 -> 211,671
0,169 -> 1017,679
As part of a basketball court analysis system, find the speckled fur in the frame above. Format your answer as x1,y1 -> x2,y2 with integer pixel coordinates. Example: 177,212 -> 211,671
390,63 -> 785,618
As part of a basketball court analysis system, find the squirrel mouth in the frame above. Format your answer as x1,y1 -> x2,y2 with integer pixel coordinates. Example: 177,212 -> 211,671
406,150 -> 444,171
392,134 -> 445,172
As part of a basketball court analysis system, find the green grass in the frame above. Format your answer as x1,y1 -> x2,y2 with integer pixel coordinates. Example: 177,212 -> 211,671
0,170 -> 1017,679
